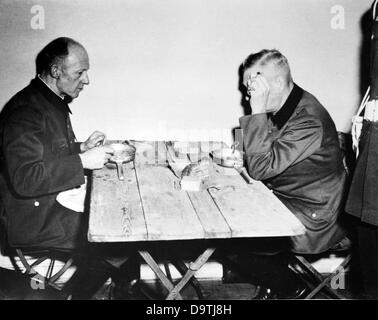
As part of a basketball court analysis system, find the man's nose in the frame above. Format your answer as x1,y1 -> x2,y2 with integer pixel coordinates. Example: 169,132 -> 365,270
81,71 -> 90,85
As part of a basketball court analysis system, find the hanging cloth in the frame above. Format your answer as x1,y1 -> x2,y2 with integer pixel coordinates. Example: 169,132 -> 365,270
346,0 -> 378,226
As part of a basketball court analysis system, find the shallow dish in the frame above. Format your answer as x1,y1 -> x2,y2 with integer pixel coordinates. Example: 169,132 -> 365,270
108,143 -> 136,162
108,143 -> 136,180
211,148 -> 243,168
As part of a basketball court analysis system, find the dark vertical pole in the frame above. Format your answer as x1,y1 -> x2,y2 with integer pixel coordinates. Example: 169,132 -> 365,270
370,17 -> 378,100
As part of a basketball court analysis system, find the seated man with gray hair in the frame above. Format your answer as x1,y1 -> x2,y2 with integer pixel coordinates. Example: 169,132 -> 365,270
222,49 -> 348,299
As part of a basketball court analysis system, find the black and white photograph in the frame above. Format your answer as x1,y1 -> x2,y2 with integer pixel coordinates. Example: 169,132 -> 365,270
0,0 -> 376,307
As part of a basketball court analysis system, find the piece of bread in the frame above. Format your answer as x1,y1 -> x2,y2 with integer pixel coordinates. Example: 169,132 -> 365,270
181,157 -> 210,179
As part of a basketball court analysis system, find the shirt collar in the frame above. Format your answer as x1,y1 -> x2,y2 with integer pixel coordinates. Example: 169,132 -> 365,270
270,83 -> 303,129
32,76 -> 72,114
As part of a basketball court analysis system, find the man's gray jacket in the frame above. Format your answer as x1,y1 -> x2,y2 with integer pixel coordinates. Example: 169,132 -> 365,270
239,84 -> 346,254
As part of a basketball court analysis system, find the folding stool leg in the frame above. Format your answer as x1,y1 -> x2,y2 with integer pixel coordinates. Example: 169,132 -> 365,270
15,249 -> 48,275
48,258 -> 74,285
294,255 -> 349,299
163,261 -> 173,283
305,254 -> 351,299
46,258 -> 55,280
15,249 -> 75,291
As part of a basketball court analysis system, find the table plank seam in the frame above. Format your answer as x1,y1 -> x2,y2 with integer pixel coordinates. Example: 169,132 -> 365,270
186,191 -> 216,239
166,140 -> 234,239
133,160 -> 150,240
166,141 -> 231,239
205,188 -> 234,237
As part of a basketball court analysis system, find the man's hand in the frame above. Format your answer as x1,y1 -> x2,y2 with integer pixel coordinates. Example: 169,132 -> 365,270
81,131 -> 106,152
247,74 -> 270,115
79,146 -> 113,170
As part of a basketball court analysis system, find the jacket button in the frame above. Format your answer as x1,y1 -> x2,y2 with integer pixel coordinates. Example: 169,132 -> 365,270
311,213 -> 316,218
34,201 -> 40,207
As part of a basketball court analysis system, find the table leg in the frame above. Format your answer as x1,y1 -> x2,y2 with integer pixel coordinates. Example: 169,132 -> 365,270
166,248 -> 216,300
139,248 -> 216,300
138,250 -> 184,300
171,259 -> 204,299
164,261 -> 173,283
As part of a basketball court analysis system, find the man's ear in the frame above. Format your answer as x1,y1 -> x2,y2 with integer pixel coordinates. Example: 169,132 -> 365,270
50,64 -> 61,79
274,76 -> 285,90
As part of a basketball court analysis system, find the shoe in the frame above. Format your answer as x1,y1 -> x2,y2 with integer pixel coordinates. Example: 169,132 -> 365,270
67,258 -> 116,300
112,279 -> 156,300
331,236 -> 352,252
222,267 -> 247,284
254,284 -> 310,300
253,286 -> 278,300
280,285 -> 310,299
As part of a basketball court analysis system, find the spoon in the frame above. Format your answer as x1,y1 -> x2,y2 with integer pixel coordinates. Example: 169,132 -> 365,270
231,141 -> 239,154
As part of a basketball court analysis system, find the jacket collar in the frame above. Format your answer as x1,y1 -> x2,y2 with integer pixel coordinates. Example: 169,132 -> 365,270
31,77 -> 72,114
270,83 -> 303,129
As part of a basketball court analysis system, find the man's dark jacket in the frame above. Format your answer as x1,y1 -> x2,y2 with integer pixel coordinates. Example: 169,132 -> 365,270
239,84 -> 347,254
0,78 -> 86,249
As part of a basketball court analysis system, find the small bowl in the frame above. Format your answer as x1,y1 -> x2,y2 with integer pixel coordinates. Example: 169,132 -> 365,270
108,143 -> 136,163
211,148 -> 243,168
109,143 -> 129,152
107,143 -> 136,180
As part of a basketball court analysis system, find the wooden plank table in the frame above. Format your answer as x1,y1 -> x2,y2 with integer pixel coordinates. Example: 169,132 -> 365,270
88,140 -> 305,299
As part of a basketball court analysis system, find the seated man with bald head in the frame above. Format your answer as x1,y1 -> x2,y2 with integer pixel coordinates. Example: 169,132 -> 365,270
223,49 -> 348,299
0,37 -> 139,299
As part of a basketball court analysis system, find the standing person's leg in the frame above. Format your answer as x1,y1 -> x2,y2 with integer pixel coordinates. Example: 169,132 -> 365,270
357,222 -> 378,298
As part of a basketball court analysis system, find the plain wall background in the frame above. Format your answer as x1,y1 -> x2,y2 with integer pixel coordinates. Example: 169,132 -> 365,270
0,0 -> 373,144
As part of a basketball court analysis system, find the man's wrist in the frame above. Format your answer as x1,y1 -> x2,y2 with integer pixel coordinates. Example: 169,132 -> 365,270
80,142 -> 87,152
252,110 -> 267,115
251,107 -> 267,116
250,103 -> 267,115
78,153 -> 86,169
